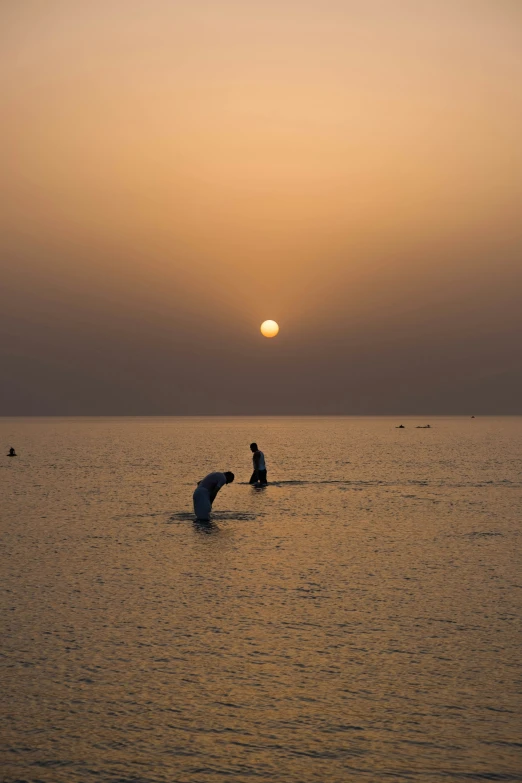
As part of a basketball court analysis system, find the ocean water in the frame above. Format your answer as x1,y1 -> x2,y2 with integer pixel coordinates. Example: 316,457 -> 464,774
1,416 -> 521,783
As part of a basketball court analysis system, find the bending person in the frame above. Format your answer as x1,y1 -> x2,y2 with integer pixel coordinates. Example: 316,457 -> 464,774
193,471 -> 234,521
249,443 -> 267,485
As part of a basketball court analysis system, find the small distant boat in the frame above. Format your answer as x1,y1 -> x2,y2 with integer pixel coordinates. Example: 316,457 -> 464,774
415,425 -> 431,429
396,425 -> 405,429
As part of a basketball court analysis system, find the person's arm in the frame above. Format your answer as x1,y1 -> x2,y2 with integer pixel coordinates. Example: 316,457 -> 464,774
209,475 -> 226,504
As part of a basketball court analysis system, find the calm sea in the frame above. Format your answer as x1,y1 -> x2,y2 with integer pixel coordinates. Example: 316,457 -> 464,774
1,416 -> 521,782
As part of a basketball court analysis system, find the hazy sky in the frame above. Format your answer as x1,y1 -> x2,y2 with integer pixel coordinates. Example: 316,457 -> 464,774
1,0 -> 521,414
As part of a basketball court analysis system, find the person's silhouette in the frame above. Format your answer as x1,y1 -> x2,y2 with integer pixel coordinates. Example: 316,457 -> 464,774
7,447 -> 16,457
249,443 -> 267,485
193,471 -> 234,521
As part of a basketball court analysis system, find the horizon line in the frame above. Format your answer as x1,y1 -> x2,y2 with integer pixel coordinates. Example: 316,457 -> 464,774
1,413 -> 521,419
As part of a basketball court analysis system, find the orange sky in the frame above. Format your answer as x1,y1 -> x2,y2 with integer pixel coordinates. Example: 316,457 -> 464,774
1,0 -> 521,413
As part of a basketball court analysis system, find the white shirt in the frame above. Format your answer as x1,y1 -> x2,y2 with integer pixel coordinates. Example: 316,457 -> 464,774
253,450 -> 266,470
198,472 -> 227,492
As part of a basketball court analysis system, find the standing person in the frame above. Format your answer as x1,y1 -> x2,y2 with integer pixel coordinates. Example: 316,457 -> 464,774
249,443 -> 267,485
193,471 -> 234,521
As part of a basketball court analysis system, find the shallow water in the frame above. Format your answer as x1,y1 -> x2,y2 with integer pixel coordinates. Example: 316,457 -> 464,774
1,416 -> 521,782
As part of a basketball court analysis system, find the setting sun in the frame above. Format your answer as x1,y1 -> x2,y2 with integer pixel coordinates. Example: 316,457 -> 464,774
260,320 -> 279,338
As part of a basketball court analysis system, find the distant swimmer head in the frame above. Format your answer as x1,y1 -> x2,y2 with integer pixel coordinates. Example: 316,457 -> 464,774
250,443 -> 258,452
224,471 -> 235,484
8,447 -> 16,456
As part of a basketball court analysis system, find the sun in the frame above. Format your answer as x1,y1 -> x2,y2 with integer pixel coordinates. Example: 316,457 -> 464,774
260,320 -> 279,338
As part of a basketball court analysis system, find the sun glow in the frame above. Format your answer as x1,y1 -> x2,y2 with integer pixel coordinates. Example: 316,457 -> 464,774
260,320 -> 279,338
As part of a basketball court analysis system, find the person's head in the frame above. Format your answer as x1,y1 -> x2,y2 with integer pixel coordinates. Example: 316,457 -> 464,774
224,471 -> 235,484
250,443 -> 258,452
